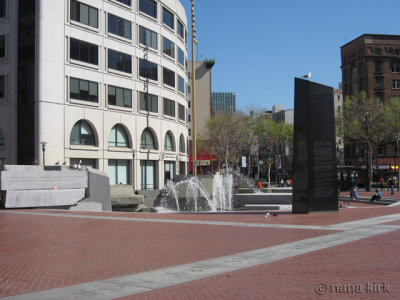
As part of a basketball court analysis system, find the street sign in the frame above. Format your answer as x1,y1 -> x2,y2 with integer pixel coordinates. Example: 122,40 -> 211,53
195,160 -> 210,166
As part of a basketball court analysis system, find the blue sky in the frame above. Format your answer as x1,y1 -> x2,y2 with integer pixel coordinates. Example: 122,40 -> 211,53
180,0 -> 399,112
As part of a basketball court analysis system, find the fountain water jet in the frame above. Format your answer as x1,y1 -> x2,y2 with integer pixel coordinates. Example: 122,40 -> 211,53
160,173 -> 234,212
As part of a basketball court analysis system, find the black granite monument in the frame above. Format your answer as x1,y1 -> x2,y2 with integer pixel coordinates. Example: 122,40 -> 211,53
292,78 -> 338,214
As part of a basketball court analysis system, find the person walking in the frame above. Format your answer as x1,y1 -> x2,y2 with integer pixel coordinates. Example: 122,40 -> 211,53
352,187 -> 358,200
379,177 -> 384,191
257,180 -> 263,189
389,177 -> 395,195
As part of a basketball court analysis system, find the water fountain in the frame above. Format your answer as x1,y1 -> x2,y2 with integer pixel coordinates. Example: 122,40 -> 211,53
159,170 -> 292,213
160,172 -> 234,212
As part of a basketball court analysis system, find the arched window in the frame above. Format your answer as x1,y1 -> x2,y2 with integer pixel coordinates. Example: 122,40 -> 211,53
164,132 -> 174,151
179,134 -> 185,153
70,120 -> 96,146
0,128 -> 4,146
140,128 -> 156,149
108,124 -> 129,147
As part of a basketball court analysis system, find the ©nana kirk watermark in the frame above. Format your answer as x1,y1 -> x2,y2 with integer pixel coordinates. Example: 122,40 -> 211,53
315,282 -> 390,295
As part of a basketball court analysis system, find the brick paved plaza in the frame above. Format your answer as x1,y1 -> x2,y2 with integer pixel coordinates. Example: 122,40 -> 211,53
0,203 -> 399,299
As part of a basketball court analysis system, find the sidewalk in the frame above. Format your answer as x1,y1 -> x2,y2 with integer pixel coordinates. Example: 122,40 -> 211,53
0,205 -> 399,299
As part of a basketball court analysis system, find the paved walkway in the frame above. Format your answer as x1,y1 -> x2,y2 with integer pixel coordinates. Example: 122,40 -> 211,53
0,205 -> 399,299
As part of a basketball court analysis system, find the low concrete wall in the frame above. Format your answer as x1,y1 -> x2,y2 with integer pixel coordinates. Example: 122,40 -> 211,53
81,168 -> 112,211
236,193 -> 292,205
110,185 -> 144,211
0,165 -> 111,211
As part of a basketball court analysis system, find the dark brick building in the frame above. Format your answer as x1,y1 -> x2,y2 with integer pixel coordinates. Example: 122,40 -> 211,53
340,34 -> 400,180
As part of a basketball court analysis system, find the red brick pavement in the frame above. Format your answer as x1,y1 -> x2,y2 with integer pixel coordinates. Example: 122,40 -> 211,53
0,212 -> 333,298
31,205 -> 400,226
118,230 -> 400,300
1,206 -> 399,299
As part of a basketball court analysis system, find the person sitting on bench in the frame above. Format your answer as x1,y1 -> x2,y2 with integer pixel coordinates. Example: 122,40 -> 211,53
371,189 -> 382,202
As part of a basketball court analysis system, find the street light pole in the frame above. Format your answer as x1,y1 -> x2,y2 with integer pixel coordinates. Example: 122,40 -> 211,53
41,142 -> 47,167
191,0 -> 197,175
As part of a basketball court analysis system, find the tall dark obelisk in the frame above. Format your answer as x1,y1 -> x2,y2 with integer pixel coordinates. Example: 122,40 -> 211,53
292,78 -> 338,214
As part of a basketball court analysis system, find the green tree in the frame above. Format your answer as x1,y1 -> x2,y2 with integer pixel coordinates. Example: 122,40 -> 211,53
259,119 -> 293,187
342,92 -> 387,191
385,97 -> 400,190
205,113 -> 248,171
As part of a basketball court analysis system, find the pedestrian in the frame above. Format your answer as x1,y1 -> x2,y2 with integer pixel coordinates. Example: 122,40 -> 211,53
257,180 -> 262,189
352,187 -> 358,200
370,189 -> 382,202
379,177 -> 384,191
389,177 -> 395,195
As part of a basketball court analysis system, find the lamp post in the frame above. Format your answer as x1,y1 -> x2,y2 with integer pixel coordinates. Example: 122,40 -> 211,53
41,142 -> 47,167
132,149 -> 136,190
191,0 -> 197,175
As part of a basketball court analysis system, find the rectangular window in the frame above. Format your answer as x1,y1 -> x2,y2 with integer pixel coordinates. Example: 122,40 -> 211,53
163,98 -> 175,117
164,161 -> 174,182
163,67 -> 175,87
391,62 -> 400,73
375,62 -> 382,73
178,47 -> 184,66
178,75 -> 184,93
70,77 -> 98,102
108,49 -> 132,74
393,80 -> 400,89
0,35 -> 5,58
140,160 -> 156,189
163,37 -> 175,59
139,0 -> 157,19
108,85 -> 132,108
108,159 -> 130,185
177,20 -> 184,39
376,78 -> 383,89
139,25 -> 157,50
139,92 -> 158,113
115,0 -> 131,6
70,0 -> 98,28
178,104 -> 185,121
139,58 -> 158,81
0,75 -> 5,98
179,161 -> 186,175
162,8 -> 174,29
0,0 -> 5,18
108,13 -> 131,40
70,38 -> 98,65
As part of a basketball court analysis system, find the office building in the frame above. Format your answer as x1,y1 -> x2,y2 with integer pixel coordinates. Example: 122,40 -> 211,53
211,92 -> 235,116
341,34 -> 400,174
0,0 -> 189,190
341,34 -> 400,102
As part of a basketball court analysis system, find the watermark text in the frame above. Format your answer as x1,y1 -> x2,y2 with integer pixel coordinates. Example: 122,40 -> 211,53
315,282 -> 390,295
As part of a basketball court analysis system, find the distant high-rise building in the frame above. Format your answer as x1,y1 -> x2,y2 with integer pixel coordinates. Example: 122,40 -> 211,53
272,105 -> 284,114
211,92 -> 236,115
272,109 -> 294,125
